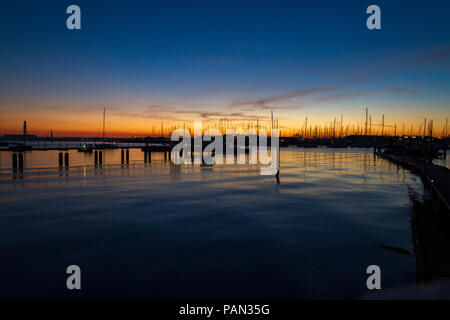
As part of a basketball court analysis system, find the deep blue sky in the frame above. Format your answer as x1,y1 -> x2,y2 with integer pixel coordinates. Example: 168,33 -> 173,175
0,0 -> 449,135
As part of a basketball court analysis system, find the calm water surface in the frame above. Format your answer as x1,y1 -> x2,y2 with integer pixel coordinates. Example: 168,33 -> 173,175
0,148 -> 424,299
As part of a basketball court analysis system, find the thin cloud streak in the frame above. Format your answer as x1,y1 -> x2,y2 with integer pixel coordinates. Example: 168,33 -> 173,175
344,45 -> 450,82
232,87 -> 340,108
111,104 -> 271,122
316,88 -> 419,102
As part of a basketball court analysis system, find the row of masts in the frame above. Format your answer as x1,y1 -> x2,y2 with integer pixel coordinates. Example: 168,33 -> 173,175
78,107 -> 450,139
151,113 -> 447,139
151,118 -> 281,137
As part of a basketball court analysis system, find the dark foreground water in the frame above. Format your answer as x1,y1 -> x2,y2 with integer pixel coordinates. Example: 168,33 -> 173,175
0,148 -> 425,299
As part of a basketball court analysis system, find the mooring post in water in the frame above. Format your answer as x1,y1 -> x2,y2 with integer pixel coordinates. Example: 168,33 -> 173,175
59,152 -> 63,167
94,150 -> 98,166
126,149 -> 129,164
144,151 -> 151,164
121,149 -> 124,164
12,153 -> 18,169
18,153 -> 24,169
64,152 -> 69,167
99,151 -> 103,165
148,151 -> 151,163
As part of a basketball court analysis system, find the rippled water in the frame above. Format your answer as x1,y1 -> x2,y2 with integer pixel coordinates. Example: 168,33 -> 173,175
0,148 -> 425,299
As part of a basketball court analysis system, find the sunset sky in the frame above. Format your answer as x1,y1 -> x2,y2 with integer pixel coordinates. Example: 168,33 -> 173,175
0,0 -> 449,137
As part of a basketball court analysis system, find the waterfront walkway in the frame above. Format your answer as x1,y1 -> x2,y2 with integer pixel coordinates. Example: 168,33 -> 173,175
381,154 -> 449,212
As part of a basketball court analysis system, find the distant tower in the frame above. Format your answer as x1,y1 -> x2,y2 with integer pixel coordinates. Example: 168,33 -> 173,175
23,121 -> 27,137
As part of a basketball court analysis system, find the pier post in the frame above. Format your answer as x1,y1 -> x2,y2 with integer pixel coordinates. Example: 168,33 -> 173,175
164,151 -> 167,161
12,153 -> 18,169
126,149 -> 129,164
18,153 -> 24,169
121,149 -> 124,164
59,152 -> 63,167
99,151 -> 103,165
148,151 -> 151,163
94,150 -> 98,166
64,153 -> 69,167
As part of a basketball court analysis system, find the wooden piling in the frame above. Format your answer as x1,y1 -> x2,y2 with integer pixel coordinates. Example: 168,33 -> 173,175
12,153 -> 18,169
126,149 -> 129,163
121,149 -> 125,164
94,150 -> 98,166
59,152 -> 63,167
99,151 -> 103,165
64,153 -> 69,167
144,151 -> 151,163
18,153 -> 24,169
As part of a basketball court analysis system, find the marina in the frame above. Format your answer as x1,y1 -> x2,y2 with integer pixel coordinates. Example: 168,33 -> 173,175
1,0 -> 450,304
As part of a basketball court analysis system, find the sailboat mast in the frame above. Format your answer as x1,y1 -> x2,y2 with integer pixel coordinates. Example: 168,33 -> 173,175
445,118 -> 448,137
102,107 -> 106,143
271,110 -> 274,134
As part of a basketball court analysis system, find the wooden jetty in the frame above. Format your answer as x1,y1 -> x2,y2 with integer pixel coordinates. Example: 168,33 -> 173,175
141,145 -> 172,152
380,153 -> 450,212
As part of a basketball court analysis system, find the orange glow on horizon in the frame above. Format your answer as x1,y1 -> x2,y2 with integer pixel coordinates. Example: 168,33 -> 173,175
1,102 -> 448,138
1,117 -> 448,138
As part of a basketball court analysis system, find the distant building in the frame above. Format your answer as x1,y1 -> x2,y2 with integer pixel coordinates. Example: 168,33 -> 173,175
1,120 -> 37,140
